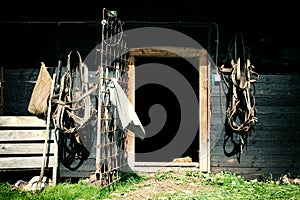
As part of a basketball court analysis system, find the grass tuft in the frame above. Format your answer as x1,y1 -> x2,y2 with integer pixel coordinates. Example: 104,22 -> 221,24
1,170 -> 300,200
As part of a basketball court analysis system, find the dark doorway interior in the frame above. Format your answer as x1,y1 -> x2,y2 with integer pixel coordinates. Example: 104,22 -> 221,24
135,56 -> 199,162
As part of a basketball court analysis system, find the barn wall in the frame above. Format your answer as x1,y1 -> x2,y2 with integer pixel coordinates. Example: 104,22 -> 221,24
4,68 -> 300,180
2,67 -> 131,179
2,67 -> 56,116
2,67 -> 95,176
4,68 -> 40,116
210,71 -> 300,180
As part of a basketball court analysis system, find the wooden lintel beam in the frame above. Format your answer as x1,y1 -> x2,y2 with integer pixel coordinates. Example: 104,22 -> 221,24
129,46 -> 206,58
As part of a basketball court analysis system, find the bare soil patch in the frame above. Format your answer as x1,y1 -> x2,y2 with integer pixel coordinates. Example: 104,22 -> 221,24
111,168 -> 215,200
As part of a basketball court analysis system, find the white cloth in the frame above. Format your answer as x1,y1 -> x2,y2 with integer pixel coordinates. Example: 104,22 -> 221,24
110,78 -> 146,140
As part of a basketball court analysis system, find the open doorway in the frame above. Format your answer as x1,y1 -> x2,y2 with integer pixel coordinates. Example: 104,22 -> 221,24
134,56 -> 199,162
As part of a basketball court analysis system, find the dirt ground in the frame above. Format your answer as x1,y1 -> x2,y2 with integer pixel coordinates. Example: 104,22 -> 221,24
110,168 -> 215,200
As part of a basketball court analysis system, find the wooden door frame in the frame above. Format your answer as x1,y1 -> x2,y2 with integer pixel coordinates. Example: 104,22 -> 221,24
127,46 -> 211,172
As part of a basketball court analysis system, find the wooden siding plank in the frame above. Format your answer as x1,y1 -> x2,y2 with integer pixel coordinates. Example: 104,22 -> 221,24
254,84 -> 300,90
0,116 -> 47,128
211,118 -> 300,129
211,155 -> 299,162
258,74 -> 300,83
213,139 -> 300,147
211,146 -> 300,156
0,157 -> 57,169
255,90 -> 300,98
211,123 -> 300,132
250,124 -> 300,131
0,129 -> 57,141
0,143 -> 57,154
211,112 -> 300,121
255,97 -> 300,107
210,167 -> 299,180
257,106 -> 300,113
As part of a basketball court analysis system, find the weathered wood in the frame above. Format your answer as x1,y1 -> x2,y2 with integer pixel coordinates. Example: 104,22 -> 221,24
255,97 -> 300,107
129,46 -> 207,58
59,168 -> 91,178
3,68 -> 39,115
134,162 -> 199,167
60,158 -> 131,178
211,112 -> 300,122
258,74 -> 300,84
134,162 -> 200,173
255,90 -> 300,98
211,116 -> 300,130
212,123 -> 300,133
213,137 -> 300,146
199,51 -> 210,172
0,116 -> 47,128
212,145 -> 300,155
211,166 -> 300,180
0,66 -> 4,115
211,154 -> 299,167
0,129 -> 56,141
255,83 -> 300,90
59,158 -> 96,178
0,116 -> 58,184
251,124 -> 299,132
126,56 -> 135,171
257,106 -> 300,113
210,167 -> 277,180
0,157 -> 57,169
0,143 -> 57,154
251,131 -> 300,139
129,47 -> 210,173
207,54 -> 211,172
210,73 -> 300,180
255,118 -> 300,127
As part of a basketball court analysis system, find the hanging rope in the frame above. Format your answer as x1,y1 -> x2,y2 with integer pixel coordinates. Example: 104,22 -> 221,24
218,32 -> 259,162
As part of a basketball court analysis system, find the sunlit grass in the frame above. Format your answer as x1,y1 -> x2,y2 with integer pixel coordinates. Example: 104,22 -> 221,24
155,170 -> 300,200
0,172 -> 147,200
1,170 -> 300,200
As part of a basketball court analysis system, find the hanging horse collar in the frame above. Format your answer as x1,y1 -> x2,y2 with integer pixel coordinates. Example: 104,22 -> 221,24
218,32 -> 260,163
52,50 -> 97,134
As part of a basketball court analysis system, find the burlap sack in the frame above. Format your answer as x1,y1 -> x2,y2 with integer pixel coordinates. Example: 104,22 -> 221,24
28,62 -> 52,116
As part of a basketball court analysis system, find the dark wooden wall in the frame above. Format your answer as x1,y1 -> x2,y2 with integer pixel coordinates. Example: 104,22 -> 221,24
3,68 -> 40,116
2,67 -> 56,116
210,70 -> 300,180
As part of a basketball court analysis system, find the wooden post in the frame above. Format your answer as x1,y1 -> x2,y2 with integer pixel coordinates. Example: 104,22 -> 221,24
126,56 -> 135,171
207,57 -> 211,172
50,129 -> 58,185
199,51 -> 210,172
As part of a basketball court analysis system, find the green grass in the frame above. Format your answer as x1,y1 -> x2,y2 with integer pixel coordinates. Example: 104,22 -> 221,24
0,172 -> 147,200
155,170 -> 300,200
1,170 -> 300,200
